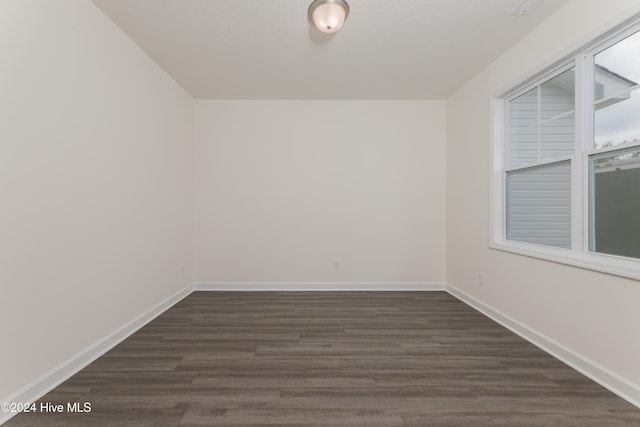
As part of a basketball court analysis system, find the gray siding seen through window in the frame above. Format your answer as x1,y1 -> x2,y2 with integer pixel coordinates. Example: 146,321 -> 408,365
507,161 -> 572,249
506,68 -> 575,249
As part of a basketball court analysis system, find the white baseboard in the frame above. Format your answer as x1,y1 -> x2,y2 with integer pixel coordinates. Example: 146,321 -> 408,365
193,282 -> 446,291
445,283 -> 640,409
0,283 -> 194,426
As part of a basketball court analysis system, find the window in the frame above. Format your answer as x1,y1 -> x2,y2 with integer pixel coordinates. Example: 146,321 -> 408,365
590,30 -> 640,260
493,20 -> 640,278
505,67 -> 575,249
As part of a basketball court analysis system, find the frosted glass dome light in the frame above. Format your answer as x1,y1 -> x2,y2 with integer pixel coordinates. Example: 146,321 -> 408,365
308,0 -> 350,34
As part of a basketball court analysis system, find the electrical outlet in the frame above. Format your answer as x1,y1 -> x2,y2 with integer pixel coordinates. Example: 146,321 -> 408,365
333,260 -> 341,270
478,273 -> 486,286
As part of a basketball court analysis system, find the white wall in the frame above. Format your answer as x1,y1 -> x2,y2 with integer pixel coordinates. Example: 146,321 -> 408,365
0,0 -> 194,400
447,0 -> 640,394
194,101 -> 446,284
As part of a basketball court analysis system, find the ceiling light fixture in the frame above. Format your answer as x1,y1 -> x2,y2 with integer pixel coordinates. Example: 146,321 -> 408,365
308,0 -> 350,34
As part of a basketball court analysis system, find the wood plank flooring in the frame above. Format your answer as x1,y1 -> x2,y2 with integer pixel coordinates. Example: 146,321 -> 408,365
6,291 -> 640,426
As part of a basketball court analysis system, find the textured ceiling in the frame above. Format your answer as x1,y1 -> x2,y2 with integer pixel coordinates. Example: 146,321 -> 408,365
90,0 -> 568,99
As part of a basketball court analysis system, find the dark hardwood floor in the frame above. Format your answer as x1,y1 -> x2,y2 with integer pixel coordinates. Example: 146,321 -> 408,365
6,291 -> 640,426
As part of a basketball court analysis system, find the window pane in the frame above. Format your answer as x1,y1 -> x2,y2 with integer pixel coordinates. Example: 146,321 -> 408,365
590,147 -> 640,258
507,161 -> 571,249
508,68 -> 575,167
594,30 -> 640,149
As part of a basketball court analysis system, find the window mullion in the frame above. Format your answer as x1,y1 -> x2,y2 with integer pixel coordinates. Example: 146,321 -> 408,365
573,54 -> 587,253
537,85 -> 542,162
582,51 -> 595,254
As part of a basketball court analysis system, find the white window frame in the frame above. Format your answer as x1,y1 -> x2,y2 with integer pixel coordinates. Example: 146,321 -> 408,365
490,17 -> 640,281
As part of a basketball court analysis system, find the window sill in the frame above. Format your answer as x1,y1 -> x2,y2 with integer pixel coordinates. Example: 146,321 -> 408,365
489,240 -> 640,282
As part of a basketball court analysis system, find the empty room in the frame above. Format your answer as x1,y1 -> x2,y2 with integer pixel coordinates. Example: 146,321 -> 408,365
2,0 -> 640,425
